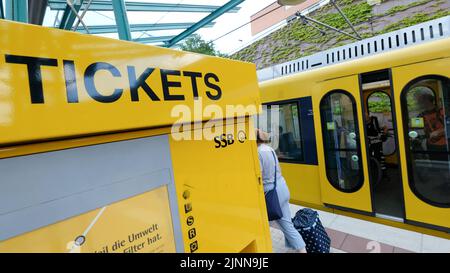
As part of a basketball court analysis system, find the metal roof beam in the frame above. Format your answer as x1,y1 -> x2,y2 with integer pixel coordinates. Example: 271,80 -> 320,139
0,0 -> 4,19
28,0 -> 48,25
112,0 -> 131,40
133,35 -> 176,44
165,0 -> 244,48
59,0 -> 84,30
48,1 -> 241,13
77,22 -> 216,34
5,0 -> 28,22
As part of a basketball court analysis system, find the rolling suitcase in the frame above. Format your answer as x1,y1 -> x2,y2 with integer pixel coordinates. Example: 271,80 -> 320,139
292,208 -> 331,253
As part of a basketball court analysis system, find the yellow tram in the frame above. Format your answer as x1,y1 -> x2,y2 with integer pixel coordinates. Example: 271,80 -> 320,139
259,35 -> 450,237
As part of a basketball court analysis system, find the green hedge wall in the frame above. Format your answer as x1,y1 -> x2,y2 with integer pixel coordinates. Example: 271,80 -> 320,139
231,0 -> 449,69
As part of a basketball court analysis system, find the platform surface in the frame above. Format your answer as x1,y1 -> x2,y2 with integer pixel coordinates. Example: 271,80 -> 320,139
271,204 -> 450,253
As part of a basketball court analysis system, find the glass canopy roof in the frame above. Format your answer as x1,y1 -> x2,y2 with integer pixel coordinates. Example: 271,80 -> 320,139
1,0 -> 244,47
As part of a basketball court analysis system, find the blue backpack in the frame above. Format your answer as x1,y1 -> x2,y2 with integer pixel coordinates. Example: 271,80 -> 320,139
292,208 -> 331,253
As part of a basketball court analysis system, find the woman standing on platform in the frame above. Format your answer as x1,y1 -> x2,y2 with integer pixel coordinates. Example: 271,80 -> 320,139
256,129 -> 307,253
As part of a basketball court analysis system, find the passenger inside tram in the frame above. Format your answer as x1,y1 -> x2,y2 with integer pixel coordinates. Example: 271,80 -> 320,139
406,78 -> 450,205
361,71 -> 403,218
365,111 -> 388,178
414,89 -> 447,161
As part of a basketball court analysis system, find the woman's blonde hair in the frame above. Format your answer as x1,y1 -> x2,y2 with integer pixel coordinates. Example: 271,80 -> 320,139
255,129 -> 271,144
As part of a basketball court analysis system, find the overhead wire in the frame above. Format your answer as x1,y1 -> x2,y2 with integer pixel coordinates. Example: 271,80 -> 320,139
209,4 -> 283,44
55,1 -> 287,45
137,0 -> 185,40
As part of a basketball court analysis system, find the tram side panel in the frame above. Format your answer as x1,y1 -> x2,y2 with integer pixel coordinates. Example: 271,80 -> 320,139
259,77 -> 323,208
392,57 -> 450,230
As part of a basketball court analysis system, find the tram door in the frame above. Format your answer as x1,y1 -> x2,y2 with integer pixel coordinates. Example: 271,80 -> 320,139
392,58 -> 450,230
315,75 -> 373,213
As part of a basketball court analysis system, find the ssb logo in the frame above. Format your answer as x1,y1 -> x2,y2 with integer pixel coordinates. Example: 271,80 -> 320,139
214,130 -> 246,149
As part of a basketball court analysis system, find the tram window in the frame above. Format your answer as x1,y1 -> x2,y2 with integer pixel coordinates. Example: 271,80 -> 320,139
401,76 -> 450,207
367,92 -> 396,156
320,91 -> 364,192
258,102 -> 303,162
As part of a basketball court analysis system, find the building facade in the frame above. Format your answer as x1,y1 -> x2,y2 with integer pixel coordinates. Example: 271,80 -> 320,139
250,0 -> 322,36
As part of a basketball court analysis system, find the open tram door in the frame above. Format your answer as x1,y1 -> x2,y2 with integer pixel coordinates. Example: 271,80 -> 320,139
314,75 -> 373,214
392,58 -> 450,231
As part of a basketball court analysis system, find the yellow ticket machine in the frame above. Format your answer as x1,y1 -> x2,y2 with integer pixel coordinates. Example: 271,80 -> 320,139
0,20 -> 272,253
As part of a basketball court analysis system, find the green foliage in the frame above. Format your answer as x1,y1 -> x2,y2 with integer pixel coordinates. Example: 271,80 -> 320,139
231,0 -> 372,66
382,9 -> 450,32
316,1 -> 372,28
180,34 -> 227,57
230,0 -> 448,68
368,92 -> 391,113
382,0 -> 432,16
